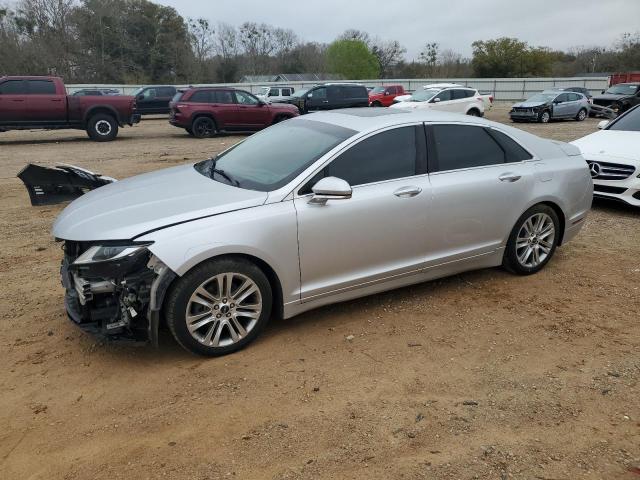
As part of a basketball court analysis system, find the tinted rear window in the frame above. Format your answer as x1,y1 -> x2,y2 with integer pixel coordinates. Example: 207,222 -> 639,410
488,129 -> 533,162
28,80 -> 56,94
430,125 -> 506,172
189,90 -> 211,103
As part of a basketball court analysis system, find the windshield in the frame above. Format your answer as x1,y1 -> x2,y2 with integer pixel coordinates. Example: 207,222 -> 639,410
194,119 -> 356,191
132,87 -> 144,96
525,93 -> 557,103
291,89 -> 309,98
371,87 -> 385,94
608,106 -> 640,132
410,88 -> 439,102
605,84 -> 639,95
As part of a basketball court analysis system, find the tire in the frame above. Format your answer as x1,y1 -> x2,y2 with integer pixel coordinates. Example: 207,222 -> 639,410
165,257 -> 273,356
575,108 -> 587,121
466,108 -> 481,117
86,113 -> 118,141
538,110 -> 551,123
191,116 -> 217,138
371,101 -> 382,107
503,204 -> 560,275
185,127 -> 195,136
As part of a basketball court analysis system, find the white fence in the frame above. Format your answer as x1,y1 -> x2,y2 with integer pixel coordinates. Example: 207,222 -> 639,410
66,77 -> 609,101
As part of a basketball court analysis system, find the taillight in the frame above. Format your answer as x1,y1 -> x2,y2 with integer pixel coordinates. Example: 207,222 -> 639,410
489,95 -> 494,103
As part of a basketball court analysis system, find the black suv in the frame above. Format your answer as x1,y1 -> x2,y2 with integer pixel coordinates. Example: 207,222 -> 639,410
274,83 -> 369,113
593,83 -> 640,115
133,85 -> 177,115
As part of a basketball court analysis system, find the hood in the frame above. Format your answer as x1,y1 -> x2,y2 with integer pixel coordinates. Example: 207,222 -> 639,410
512,101 -> 547,108
268,102 -> 298,112
594,94 -> 629,101
52,164 -> 268,241
571,130 -> 640,163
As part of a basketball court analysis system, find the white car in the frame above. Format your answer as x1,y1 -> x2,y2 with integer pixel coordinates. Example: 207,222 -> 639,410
256,86 -> 295,102
393,83 -> 463,103
390,85 -> 487,117
571,105 -> 640,206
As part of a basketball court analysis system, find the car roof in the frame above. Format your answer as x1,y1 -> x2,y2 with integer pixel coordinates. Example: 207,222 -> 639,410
423,83 -> 464,89
291,108 -> 498,133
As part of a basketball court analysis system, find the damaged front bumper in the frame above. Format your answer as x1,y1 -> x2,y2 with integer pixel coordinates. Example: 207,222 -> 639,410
60,241 -> 176,345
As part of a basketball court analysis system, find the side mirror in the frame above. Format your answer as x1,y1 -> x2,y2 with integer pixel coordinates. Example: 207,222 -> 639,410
307,93 -> 313,99
601,90 -> 605,94
384,90 -> 390,95
433,97 -> 441,103
308,177 -> 352,205
257,99 -> 266,106
597,120 -> 609,129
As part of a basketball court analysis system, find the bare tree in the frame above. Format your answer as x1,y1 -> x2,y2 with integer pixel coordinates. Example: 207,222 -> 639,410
371,39 -> 406,78
419,42 -> 439,75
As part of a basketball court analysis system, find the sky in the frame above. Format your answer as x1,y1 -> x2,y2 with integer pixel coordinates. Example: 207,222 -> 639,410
156,0 -> 640,60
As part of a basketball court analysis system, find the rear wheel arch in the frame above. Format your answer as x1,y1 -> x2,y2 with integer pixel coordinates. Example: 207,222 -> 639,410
539,201 -> 566,245
191,112 -> 218,128
84,106 -> 121,126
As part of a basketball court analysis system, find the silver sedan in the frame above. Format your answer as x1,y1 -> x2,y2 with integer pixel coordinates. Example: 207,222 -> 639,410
53,110 -> 593,356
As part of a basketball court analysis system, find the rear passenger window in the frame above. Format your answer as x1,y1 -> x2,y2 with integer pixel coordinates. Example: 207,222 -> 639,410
451,89 -> 467,100
28,80 -> 56,94
350,86 -> 366,98
0,80 -> 27,94
214,90 -> 234,104
568,93 -> 581,101
487,129 -> 533,162
430,125 -> 505,172
327,126 -> 417,186
269,88 -> 279,96
281,88 -> 291,96
189,91 -> 211,103
159,87 -> 176,97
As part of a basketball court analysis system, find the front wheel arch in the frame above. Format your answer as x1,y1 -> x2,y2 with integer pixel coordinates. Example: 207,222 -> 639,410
163,253 -> 284,323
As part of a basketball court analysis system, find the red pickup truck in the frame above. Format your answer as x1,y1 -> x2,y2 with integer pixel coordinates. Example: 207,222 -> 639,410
0,76 -> 139,141
368,85 -> 407,107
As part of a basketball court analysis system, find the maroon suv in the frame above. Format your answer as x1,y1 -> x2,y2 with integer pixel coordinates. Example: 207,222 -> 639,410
169,87 -> 299,138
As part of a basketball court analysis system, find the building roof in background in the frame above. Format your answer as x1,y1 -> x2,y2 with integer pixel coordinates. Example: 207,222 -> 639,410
239,73 -> 343,83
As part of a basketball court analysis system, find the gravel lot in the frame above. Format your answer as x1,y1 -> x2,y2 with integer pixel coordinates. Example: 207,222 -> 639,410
0,104 -> 638,480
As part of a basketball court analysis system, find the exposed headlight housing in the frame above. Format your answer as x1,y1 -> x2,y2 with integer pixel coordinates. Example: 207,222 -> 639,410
74,244 -> 151,265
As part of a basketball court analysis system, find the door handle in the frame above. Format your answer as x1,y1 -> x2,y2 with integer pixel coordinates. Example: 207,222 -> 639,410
11,99 -> 25,102
393,186 -> 422,197
322,100 -> 329,103
499,173 -> 521,182
51,99 -> 62,102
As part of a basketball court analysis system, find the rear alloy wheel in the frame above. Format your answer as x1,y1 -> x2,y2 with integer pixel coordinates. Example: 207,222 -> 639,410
575,108 -> 587,121
538,110 -> 551,123
503,205 -> 560,275
165,258 -> 272,356
192,117 -> 217,138
87,113 -> 118,141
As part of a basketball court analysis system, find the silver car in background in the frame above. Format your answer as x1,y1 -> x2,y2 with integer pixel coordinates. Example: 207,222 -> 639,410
510,90 -> 591,123
53,109 -> 593,356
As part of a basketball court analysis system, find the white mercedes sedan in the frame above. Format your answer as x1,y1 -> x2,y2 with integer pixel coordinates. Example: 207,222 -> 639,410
572,105 -> 640,206
52,109 -> 593,356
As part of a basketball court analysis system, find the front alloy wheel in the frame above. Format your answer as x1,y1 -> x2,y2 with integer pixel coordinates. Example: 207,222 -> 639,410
185,273 -> 262,348
503,205 -> 560,275
539,111 -> 550,123
166,258 -> 272,356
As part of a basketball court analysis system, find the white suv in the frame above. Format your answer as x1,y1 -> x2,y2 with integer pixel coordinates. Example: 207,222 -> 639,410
390,85 -> 486,116
256,86 -> 295,102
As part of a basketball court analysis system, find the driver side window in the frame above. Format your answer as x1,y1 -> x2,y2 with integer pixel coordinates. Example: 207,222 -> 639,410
235,91 -> 259,105
433,90 -> 452,102
326,126 -> 417,186
310,87 -> 327,100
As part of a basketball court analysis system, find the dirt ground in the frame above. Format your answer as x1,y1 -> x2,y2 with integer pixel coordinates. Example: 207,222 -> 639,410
0,105 -> 638,480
